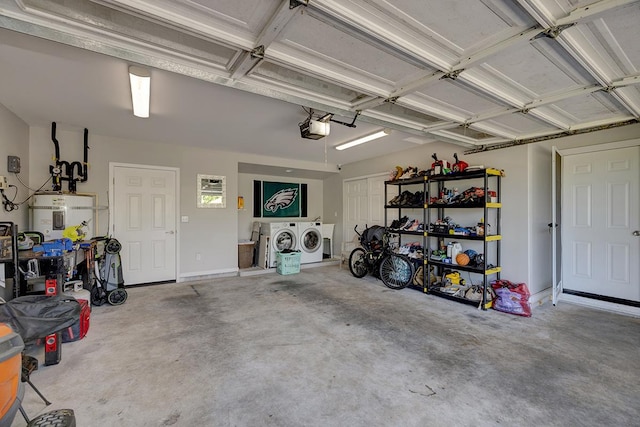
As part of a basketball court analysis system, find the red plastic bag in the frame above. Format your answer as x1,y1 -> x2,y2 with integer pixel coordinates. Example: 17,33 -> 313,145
491,280 -> 532,317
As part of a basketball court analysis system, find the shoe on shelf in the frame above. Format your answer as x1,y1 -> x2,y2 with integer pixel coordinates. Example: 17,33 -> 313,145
412,191 -> 424,205
406,220 -> 420,231
390,216 -> 408,230
402,219 -> 418,231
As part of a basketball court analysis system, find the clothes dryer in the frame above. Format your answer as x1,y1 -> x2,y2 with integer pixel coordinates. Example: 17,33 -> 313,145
260,222 -> 299,268
298,221 -> 323,264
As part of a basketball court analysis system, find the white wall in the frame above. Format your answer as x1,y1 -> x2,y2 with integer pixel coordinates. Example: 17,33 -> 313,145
0,104 -> 29,228
0,104 -> 29,301
238,173 -> 323,240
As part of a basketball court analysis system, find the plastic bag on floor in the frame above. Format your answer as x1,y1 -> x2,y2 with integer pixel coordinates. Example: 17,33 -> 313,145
491,280 -> 531,317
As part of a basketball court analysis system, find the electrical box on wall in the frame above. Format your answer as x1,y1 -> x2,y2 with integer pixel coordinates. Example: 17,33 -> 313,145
7,156 -> 20,173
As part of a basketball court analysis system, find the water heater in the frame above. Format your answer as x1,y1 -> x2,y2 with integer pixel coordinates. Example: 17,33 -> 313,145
30,193 -> 95,241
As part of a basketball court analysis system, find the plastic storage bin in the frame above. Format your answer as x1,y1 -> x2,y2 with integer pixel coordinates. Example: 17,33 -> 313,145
276,251 -> 301,275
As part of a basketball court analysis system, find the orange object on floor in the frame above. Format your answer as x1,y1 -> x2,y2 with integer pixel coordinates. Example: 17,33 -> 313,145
0,323 -> 24,424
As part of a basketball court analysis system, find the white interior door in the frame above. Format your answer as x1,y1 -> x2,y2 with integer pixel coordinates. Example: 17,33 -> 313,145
112,165 -> 177,285
368,175 -> 386,226
562,146 -> 639,302
343,178 -> 369,242
343,174 -> 387,243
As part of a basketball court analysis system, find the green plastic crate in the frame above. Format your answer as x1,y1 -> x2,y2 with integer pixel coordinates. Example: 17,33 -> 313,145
276,251 -> 301,275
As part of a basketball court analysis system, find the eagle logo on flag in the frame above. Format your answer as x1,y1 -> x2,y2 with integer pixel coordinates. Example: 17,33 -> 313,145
264,187 -> 298,213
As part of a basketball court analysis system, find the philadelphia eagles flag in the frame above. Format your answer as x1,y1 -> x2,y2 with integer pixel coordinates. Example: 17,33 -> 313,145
253,180 -> 307,218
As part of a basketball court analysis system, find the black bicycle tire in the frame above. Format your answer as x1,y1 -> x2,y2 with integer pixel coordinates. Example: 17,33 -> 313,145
379,253 -> 414,289
349,248 -> 368,278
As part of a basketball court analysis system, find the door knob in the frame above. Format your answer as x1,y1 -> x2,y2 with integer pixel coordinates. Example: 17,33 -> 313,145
166,230 -> 175,235
633,230 -> 640,236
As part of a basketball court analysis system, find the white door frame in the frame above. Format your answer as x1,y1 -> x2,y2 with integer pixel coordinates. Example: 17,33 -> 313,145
109,162 -> 181,283
553,139 -> 640,316
552,146 -> 561,305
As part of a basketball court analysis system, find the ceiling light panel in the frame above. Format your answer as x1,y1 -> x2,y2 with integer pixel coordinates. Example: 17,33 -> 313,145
335,129 -> 391,150
129,66 -> 150,118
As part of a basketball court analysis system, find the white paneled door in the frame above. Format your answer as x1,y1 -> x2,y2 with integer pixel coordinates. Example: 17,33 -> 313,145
112,165 -> 177,285
343,174 -> 387,243
562,147 -> 639,302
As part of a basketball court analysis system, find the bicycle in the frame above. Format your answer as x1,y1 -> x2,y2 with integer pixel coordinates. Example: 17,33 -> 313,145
348,225 -> 415,289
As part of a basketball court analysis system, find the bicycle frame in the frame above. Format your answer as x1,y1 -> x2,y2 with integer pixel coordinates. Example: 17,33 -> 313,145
352,225 -> 400,276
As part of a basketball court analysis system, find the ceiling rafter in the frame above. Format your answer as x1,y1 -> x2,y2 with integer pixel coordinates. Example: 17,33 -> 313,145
229,0 -> 305,80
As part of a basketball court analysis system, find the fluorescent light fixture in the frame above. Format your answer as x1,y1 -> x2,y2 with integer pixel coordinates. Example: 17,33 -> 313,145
335,129 -> 391,150
129,66 -> 150,118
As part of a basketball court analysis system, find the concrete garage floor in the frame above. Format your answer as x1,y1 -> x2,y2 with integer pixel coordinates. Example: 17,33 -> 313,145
14,265 -> 640,427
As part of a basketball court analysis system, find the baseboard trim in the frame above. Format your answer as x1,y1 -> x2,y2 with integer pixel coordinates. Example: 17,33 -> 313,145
560,293 -> 640,318
178,268 -> 238,282
529,287 -> 552,308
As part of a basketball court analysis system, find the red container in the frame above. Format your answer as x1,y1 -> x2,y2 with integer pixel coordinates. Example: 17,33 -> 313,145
62,300 -> 90,342
44,332 -> 61,366
45,278 -> 58,296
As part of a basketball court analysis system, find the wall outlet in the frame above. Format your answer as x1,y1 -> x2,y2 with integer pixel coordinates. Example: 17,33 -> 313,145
0,176 -> 7,190
7,156 -> 20,173
196,252 -> 201,261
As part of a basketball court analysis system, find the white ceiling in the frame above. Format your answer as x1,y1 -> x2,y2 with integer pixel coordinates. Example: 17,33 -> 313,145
0,0 -> 638,176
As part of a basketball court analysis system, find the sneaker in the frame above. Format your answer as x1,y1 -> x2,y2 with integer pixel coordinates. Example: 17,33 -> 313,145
407,220 -> 420,231
398,216 -> 410,229
388,194 -> 401,205
402,219 -> 418,230
390,216 -> 408,230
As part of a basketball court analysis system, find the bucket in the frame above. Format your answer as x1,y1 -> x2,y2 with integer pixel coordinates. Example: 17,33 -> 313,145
63,280 -> 91,309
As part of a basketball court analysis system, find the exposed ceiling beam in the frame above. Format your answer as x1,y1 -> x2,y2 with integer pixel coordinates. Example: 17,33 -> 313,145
229,0 -> 305,80
556,0 -> 639,26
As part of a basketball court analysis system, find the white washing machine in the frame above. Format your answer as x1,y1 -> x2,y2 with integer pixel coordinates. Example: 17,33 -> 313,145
260,222 -> 299,268
298,221 -> 323,264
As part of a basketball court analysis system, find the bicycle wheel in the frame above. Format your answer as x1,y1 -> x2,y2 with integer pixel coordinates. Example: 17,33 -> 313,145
349,247 -> 368,278
379,253 -> 415,289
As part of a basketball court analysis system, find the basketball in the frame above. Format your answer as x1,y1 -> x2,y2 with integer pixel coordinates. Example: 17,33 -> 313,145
456,253 -> 470,266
